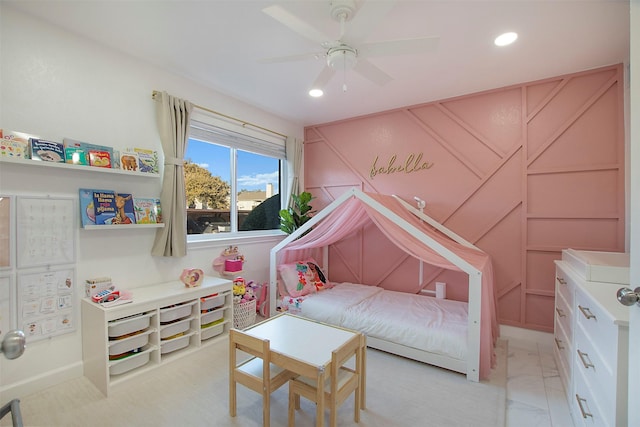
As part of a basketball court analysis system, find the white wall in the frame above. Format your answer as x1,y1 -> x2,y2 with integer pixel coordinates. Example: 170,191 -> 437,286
0,5 -> 301,398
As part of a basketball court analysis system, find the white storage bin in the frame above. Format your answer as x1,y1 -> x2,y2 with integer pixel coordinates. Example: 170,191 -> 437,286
201,309 -> 224,325
161,334 -> 190,354
200,294 -> 225,311
108,329 -> 152,356
159,301 -> 194,323
201,323 -> 224,340
160,317 -> 192,340
108,312 -> 153,338
109,350 -> 151,376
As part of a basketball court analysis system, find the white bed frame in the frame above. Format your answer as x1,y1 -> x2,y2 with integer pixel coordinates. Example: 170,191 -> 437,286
269,188 -> 483,382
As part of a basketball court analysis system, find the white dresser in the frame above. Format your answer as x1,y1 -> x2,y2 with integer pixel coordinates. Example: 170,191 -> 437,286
554,249 -> 630,427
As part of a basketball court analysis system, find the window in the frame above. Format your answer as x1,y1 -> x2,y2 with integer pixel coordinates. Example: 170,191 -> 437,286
186,118 -> 286,239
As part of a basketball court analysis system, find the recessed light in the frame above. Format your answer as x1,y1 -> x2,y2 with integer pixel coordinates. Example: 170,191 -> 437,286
309,89 -> 323,97
494,32 -> 518,47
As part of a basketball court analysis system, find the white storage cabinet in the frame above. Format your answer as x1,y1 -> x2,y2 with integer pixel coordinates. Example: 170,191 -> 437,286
554,249 -> 630,427
82,276 -> 232,396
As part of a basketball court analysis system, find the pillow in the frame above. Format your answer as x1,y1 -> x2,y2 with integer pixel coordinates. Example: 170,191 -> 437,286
277,258 -> 331,297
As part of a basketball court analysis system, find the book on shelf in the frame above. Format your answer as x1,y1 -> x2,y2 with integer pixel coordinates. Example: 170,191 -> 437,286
93,191 -> 137,225
79,188 -> 105,227
63,138 -> 88,165
29,138 -> 65,162
0,129 -> 37,159
88,150 -> 112,168
132,147 -> 159,174
133,197 -> 161,224
119,151 -> 140,172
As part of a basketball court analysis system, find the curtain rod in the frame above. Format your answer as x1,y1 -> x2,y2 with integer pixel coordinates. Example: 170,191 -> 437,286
152,90 -> 287,139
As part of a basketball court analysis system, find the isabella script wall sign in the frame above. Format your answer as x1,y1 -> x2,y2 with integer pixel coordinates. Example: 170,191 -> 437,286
370,152 -> 434,179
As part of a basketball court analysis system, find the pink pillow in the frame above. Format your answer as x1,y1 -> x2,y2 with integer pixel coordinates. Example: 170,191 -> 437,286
277,258 -> 330,297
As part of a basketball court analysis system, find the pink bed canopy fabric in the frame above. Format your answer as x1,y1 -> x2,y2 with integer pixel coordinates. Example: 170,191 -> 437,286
277,191 -> 499,380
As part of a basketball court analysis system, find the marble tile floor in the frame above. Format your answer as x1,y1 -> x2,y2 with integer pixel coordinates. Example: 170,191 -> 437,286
505,337 -> 574,427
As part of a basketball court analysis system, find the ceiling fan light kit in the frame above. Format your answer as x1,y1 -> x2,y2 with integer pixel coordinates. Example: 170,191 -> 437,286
263,0 -> 440,96
327,45 -> 358,70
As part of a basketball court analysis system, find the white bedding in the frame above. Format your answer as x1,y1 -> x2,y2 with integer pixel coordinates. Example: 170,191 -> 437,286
289,282 -> 469,361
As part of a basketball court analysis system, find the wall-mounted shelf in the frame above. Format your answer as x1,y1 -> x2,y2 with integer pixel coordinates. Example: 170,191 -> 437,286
0,156 -> 160,178
82,223 -> 165,230
221,270 -> 244,277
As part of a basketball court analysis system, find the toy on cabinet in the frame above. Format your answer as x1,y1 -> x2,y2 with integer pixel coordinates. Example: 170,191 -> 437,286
212,246 -> 245,277
180,268 -> 204,288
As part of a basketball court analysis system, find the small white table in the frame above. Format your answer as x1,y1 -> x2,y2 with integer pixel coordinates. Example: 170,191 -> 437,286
242,313 -> 365,427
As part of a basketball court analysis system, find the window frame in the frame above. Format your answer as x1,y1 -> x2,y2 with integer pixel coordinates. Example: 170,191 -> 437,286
186,114 -> 287,244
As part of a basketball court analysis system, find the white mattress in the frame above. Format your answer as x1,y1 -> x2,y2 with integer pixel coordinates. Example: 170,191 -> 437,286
297,282 -> 468,361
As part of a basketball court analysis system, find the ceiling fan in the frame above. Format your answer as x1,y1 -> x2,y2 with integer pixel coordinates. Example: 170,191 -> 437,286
262,0 -> 440,94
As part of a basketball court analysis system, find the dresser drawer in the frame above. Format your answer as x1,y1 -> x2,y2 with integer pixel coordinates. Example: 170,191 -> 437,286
572,364 -> 608,427
574,321 -> 615,421
575,287 -> 618,372
553,315 -> 572,395
555,263 -> 576,309
555,287 -> 573,342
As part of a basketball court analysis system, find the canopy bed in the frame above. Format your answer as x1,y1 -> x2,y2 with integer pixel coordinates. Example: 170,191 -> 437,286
269,188 -> 498,382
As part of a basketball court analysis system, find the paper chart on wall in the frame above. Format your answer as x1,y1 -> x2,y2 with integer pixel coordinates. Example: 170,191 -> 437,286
0,274 -> 14,336
0,196 -> 12,270
17,266 -> 76,342
16,196 -> 75,268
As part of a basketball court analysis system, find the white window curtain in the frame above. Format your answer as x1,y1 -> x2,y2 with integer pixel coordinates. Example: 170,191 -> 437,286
285,137 -> 303,208
151,91 -> 193,257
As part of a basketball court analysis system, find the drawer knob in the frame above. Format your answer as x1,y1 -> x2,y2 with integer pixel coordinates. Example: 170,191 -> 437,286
578,305 -> 596,320
575,394 -> 593,419
577,349 -> 595,369
556,277 -> 567,285
555,307 -> 566,318
617,287 -> 640,307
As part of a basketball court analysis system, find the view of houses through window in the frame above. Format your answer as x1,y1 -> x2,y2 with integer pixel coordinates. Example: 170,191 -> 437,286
185,136 -> 282,235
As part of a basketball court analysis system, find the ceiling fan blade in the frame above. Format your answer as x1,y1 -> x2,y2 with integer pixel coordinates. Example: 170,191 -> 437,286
353,58 -> 392,86
358,36 -> 440,57
343,0 -> 397,44
263,5 -> 330,45
310,66 -> 336,90
259,51 -> 325,64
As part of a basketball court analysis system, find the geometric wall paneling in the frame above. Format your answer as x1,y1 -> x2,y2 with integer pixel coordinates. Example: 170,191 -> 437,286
304,64 -> 624,332
304,139 -> 362,187
524,292 -> 555,330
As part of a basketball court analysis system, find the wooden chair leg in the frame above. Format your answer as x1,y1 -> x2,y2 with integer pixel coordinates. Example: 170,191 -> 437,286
229,378 -> 237,417
354,381 -> 361,422
288,383 -> 296,427
264,390 -> 270,427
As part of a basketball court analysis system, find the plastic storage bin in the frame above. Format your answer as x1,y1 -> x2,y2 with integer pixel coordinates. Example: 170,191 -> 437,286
160,334 -> 190,354
109,350 -> 151,376
159,301 -> 194,323
201,323 -> 224,340
200,294 -> 225,311
108,329 -> 152,356
160,317 -> 191,340
201,309 -> 223,325
108,312 -> 153,338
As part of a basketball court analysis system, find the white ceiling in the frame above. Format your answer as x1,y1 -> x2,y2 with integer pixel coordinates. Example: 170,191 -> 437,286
6,0 -> 630,126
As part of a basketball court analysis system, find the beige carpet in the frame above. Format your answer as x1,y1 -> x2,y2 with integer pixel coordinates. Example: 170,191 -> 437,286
4,338 -> 507,427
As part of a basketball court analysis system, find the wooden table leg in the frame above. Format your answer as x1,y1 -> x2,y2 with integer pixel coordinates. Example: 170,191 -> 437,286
316,370 -> 325,427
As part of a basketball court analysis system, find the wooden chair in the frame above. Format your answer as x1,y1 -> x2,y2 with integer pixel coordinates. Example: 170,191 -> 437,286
229,328 -> 296,427
288,333 -> 362,427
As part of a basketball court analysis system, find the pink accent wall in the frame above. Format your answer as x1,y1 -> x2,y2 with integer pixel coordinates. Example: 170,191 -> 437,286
304,64 -> 625,332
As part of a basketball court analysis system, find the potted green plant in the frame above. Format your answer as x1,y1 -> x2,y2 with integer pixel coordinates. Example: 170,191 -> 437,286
279,191 -> 315,235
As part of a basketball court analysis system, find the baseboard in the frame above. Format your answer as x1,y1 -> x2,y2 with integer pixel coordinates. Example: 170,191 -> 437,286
499,325 -> 554,349
0,361 -> 83,399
